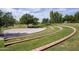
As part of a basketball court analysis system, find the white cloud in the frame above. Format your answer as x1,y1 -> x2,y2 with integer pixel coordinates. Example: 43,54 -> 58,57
0,8 -> 30,20
0,8 -> 79,22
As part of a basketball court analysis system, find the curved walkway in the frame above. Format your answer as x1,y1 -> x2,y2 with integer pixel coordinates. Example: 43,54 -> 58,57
32,26 -> 76,51
5,26 -> 63,46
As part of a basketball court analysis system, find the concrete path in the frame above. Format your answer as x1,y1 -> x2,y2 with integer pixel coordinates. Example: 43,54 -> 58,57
32,26 -> 76,51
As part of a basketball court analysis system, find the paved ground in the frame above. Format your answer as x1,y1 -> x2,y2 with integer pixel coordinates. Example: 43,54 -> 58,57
4,28 -> 46,34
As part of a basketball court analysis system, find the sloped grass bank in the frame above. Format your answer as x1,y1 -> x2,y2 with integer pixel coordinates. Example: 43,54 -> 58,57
46,23 -> 79,51
0,26 -> 73,51
5,26 -> 59,44
5,27 -> 48,42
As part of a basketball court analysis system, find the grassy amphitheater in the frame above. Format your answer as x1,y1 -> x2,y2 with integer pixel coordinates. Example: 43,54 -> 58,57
0,23 -> 79,51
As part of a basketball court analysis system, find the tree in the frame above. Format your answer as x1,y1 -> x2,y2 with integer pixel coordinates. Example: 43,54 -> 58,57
50,11 -> 54,23
0,10 -> 4,27
69,15 -> 74,23
63,15 -> 74,23
74,11 -> 79,23
20,13 -> 39,26
33,17 -> 39,25
0,11 -> 16,27
42,18 -> 49,24
0,10 -> 3,17
58,14 -> 63,23
2,12 -> 16,27
53,12 -> 62,23
50,11 -> 63,23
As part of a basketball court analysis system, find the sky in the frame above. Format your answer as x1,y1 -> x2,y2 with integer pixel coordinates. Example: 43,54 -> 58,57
0,8 -> 79,22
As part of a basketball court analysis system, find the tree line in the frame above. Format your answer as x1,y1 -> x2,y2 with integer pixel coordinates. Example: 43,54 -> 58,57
49,11 -> 79,23
0,10 -> 79,28
0,10 -> 39,28
39,11 -> 79,25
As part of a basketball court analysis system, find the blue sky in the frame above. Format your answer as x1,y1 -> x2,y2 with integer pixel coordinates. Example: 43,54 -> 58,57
0,8 -> 79,22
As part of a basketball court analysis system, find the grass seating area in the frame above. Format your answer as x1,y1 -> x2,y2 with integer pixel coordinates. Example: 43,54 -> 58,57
46,23 -> 79,51
5,26 -> 58,45
0,26 -> 73,51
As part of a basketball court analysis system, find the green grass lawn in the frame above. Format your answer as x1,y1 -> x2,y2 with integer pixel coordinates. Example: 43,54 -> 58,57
0,39 -> 4,48
0,26 -> 73,51
46,23 -> 79,51
0,28 -> 4,48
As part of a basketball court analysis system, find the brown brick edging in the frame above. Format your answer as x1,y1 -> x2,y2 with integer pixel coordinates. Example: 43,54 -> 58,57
32,26 -> 77,51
